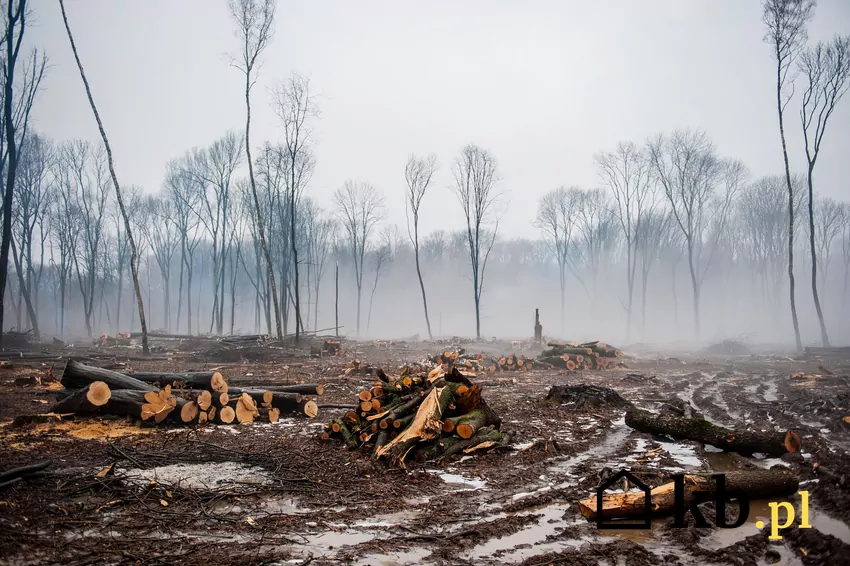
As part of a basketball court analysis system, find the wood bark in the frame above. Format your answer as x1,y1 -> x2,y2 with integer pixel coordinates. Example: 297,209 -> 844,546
62,360 -> 157,392
625,407 -> 794,457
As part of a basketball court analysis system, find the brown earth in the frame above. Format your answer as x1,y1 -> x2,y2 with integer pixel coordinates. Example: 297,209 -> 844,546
1,339 -> 849,566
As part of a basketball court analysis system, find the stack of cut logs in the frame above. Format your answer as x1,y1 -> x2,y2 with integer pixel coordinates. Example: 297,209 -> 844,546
322,366 -> 511,466
48,360 -> 320,425
537,341 -> 622,370
431,351 -> 535,373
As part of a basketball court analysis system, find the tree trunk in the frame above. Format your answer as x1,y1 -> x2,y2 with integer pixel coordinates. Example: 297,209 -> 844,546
413,226 -> 432,339
243,72 -> 282,340
686,239 -> 701,342
335,262 -> 339,335
61,359 -> 158,392
775,55 -> 802,351
290,179 -> 301,342
806,166 -> 830,347
60,0 -> 150,355
625,407 -> 794,457
579,470 -> 799,521
10,237 -> 39,338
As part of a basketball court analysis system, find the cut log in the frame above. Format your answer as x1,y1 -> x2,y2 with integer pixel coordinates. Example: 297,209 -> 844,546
181,401 -> 199,423
219,405 -> 236,424
302,400 -> 319,418
197,390 -> 212,411
268,407 -> 280,423
61,360 -> 157,392
127,371 -> 227,392
375,385 -> 453,465
86,381 -> 111,406
141,386 -> 179,423
578,470 -> 799,521
454,409 -> 489,439
51,388 -> 186,422
262,384 -> 324,396
625,407 -> 795,457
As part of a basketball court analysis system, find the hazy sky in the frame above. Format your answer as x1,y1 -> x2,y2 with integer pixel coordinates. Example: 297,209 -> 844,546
26,0 -> 850,239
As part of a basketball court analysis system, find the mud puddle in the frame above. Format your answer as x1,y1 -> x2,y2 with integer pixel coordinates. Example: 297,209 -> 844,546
462,502 -> 587,563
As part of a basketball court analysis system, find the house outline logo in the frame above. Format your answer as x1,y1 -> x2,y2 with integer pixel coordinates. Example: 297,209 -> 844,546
596,469 -> 651,529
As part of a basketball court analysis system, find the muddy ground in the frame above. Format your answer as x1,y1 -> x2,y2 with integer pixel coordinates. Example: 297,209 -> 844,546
2,339 -> 850,566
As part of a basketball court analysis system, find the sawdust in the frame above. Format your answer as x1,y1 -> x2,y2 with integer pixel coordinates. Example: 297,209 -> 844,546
1,418 -> 154,441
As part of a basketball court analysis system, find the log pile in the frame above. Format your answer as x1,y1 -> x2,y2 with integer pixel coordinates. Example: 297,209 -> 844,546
48,360 -> 320,426
321,366 -> 512,466
537,341 -> 623,370
431,350 -> 535,373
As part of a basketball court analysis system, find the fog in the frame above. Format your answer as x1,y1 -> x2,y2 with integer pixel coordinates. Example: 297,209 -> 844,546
3,0 -> 850,347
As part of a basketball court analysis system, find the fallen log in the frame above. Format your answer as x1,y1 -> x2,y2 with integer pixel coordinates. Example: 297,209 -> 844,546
625,407 -> 795,457
61,360 -> 157,392
52,388 -> 186,422
128,371 -> 227,392
579,470 -> 799,521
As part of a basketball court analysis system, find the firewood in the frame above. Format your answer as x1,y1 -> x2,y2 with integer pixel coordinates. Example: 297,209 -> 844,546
86,381 -> 111,406
375,385 -> 454,465
579,470 -> 799,521
625,407 -> 796,457
454,409 -> 488,439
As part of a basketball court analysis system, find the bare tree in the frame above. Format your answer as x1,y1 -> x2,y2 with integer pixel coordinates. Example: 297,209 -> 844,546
61,141 -> 109,337
143,195 -> 180,330
333,181 -> 384,336
840,202 -> 850,341
812,196 -> 845,299
185,134 -> 243,334
366,226 -> 394,335
229,0 -> 282,340
536,186 -> 582,334
798,35 -> 850,347
0,0 -> 46,341
60,0 -> 149,353
595,141 -> 655,341
275,74 -> 317,342
738,174 -> 806,324
636,210 -> 671,336
404,153 -> 437,339
11,132 -> 51,334
302,198 -> 334,331
762,0 -> 815,351
648,130 -> 747,341
165,162 -> 203,334
452,144 -> 501,340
